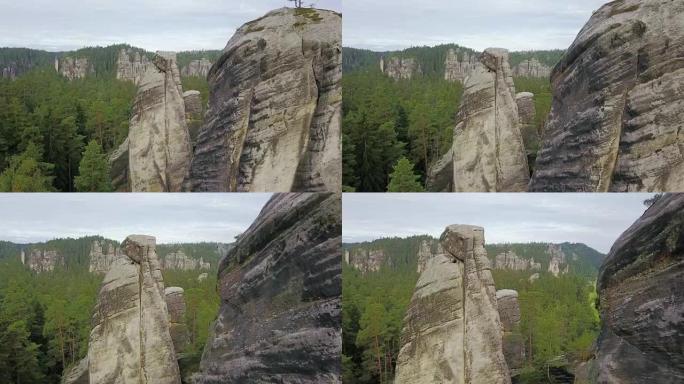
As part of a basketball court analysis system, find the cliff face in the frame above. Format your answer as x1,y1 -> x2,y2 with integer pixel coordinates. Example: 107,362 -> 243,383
88,235 -> 181,384
381,56 -> 421,80
494,250 -> 541,271
512,58 -> 551,78
496,290 -> 525,375
88,239 -> 123,274
116,48 -> 151,84
180,58 -> 212,78
162,249 -> 210,270
530,0 -> 684,192
128,52 -> 192,192
187,8 -> 342,192
444,48 -> 477,82
57,56 -> 94,80
22,248 -> 63,273
344,248 -> 386,273
395,225 -> 510,384
164,287 -> 189,357
194,193 -> 341,383
452,48 -> 529,192
592,194 -> 684,383
183,90 -> 203,144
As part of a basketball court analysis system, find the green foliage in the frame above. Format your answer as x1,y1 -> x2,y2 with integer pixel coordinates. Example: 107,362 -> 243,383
70,44 -> 149,78
0,69 -> 136,191
176,50 -> 222,71
509,49 -> 565,68
387,157 -> 424,192
0,142 -> 55,192
343,69 -> 461,191
343,48 -> 382,73
181,76 -> 210,107
513,77 -> 553,139
74,140 -> 112,192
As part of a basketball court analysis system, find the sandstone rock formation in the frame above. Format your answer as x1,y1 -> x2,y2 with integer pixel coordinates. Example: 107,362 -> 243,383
164,287 -> 189,356
193,193 -> 341,383
162,249 -> 210,270
530,0 -> 684,192
395,225 -> 510,384
22,248 -> 63,273
452,48 -> 529,192
496,290 -> 525,375
128,52 -> 192,192
494,250 -> 541,271
88,235 -> 181,384
187,8 -> 342,192
444,48 -> 477,82
180,58 -> 212,78
416,239 -> 436,273
88,239 -> 122,274
196,272 -> 208,283
57,56 -> 93,80
109,138 -> 130,192
183,90 -> 203,143
61,357 -> 89,384
512,58 -> 551,78
381,56 -> 421,80
592,193 -> 684,383
426,148 -> 453,192
116,48 -> 151,84
515,92 -> 539,163
345,248 -> 386,273
547,244 -> 568,277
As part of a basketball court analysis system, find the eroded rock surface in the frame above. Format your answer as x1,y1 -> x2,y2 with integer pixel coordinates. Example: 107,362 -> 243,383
181,58 -> 212,78
426,148 -> 453,192
593,194 -> 684,383
452,48 -> 529,192
22,248 -> 63,273
516,92 -> 539,164
57,56 -> 93,80
194,193 -> 341,383
494,250 -> 541,271
444,48 -> 477,82
512,58 -> 551,78
344,248 -> 386,274
183,90 -> 203,143
88,239 -> 123,274
116,48 -> 151,84
165,287 -> 189,356
162,249 -> 210,270
88,235 -> 180,384
187,8 -> 342,192
61,357 -> 89,384
382,56 -> 421,80
395,225 -> 510,384
496,290 -> 525,375
530,0 -> 684,192
109,137 -> 130,192
128,52 -> 192,192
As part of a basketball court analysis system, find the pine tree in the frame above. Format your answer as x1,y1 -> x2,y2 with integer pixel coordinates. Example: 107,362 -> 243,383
74,140 -> 112,192
387,157 -> 424,192
0,142 -> 55,192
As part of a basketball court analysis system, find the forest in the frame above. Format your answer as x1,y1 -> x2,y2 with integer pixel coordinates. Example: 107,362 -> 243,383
342,46 -> 558,192
342,236 -> 601,383
0,237 -> 221,383
0,45 -> 212,192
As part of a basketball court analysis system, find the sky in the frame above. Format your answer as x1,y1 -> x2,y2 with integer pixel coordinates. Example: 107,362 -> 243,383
0,0 -> 342,52
343,193 -> 654,254
0,193 -> 272,244
344,0 -> 608,51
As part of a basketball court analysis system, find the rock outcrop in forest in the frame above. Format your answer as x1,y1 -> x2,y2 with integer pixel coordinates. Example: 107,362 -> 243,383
187,8 -> 342,192
88,235 -> 181,384
165,286 -> 189,357
530,0 -> 684,192
183,90 -> 203,143
193,193 -> 341,383
116,47 -> 151,84
128,52 -> 192,192
21,248 -> 63,273
497,289 -> 525,375
444,48 -> 477,82
57,56 -> 94,80
494,250 -> 541,271
394,225 -> 510,384
162,249 -> 210,270
589,194 -> 684,382
451,48 -> 529,192
88,239 -> 122,274
515,92 -> 539,162
381,56 -> 421,80
180,58 -> 212,78
512,58 -> 551,78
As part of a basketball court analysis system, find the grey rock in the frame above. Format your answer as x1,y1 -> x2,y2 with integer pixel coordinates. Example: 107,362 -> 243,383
23,248 -> 63,273
165,287 -> 189,356
516,92 -> 540,161
61,357 -> 88,384
444,48 -> 477,82
496,290 -> 525,374
512,58 -> 551,78
88,239 -> 123,274
344,248 -> 386,274
494,250 -> 541,271
88,235 -> 181,384
108,138 -> 130,192
187,8 -> 342,192
395,225 -> 510,384
426,148 -> 453,192
57,56 -> 94,80
128,52 -> 192,192
452,48 -> 529,192
193,193 -> 341,383
381,56 -> 421,80
116,48 -> 151,84
594,193 -> 684,383
530,0 -> 684,192
183,90 -> 203,144
180,58 -> 212,78
162,249 -> 210,270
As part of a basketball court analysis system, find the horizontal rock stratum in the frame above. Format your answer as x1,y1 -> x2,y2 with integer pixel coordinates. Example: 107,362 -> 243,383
193,193 -> 342,383
395,225 -> 510,384
187,8 -> 342,192
530,0 -> 684,192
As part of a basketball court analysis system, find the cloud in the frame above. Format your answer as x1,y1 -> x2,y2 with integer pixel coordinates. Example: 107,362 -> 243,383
0,193 -> 273,244
0,0 -> 342,51
342,193 -> 652,253
343,0 -> 607,51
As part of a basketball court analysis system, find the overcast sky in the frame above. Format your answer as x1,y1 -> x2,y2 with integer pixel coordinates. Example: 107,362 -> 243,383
344,0 -> 607,51
0,0 -> 342,52
343,193 -> 654,253
0,194 -> 272,244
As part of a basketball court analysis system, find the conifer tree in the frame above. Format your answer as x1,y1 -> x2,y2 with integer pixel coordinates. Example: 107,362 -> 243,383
74,140 -> 112,192
387,157 -> 424,192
